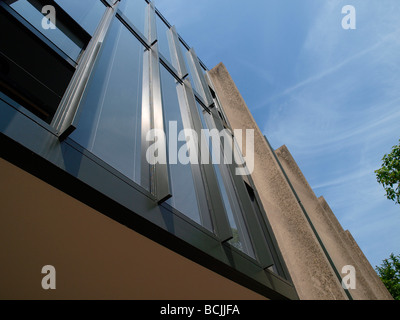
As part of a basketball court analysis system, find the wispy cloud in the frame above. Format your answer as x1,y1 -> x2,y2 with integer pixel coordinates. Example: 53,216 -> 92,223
256,26 -> 400,111
311,167 -> 372,190
155,0 -> 400,269
258,1 -> 400,267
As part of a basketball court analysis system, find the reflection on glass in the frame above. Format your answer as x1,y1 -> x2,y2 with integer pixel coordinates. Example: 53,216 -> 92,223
159,64 -> 202,225
9,0 -> 83,61
156,14 -> 172,63
179,41 -> 196,90
70,19 -> 146,189
54,0 -> 105,35
178,43 -> 205,97
119,0 -> 147,37
196,102 -> 255,258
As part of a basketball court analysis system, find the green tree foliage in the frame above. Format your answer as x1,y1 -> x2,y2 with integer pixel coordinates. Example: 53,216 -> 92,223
375,253 -> 400,300
375,140 -> 400,205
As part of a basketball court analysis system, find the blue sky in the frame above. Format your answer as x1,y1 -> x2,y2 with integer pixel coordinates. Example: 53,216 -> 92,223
155,0 -> 400,269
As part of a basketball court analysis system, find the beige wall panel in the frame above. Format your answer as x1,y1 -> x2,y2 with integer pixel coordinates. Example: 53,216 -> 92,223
0,157 -> 266,300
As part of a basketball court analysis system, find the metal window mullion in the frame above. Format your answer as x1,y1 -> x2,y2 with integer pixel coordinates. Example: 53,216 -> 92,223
225,139 -> 275,269
167,26 -> 188,80
167,27 -> 231,237
140,47 -> 151,192
210,114 -> 274,268
206,71 -> 280,270
246,171 -> 293,279
218,153 -> 254,254
174,83 -> 212,231
138,0 -> 153,192
51,2 -> 118,140
188,48 -> 213,107
198,109 -> 247,245
209,117 -> 256,253
147,1 -> 157,45
193,92 -> 210,111
101,0 -> 115,7
180,80 -> 233,241
147,2 -> 171,203
167,26 -> 211,229
205,73 -> 234,130
148,17 -> 172,205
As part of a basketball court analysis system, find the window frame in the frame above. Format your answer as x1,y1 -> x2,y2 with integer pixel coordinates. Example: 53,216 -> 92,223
0,0 -> 298,300
0,2 -> 79,125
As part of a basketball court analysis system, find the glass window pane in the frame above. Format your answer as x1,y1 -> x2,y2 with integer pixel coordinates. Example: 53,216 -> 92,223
156,14 -> 172,63
179,43 -> 205,97
0,8 -> 74,124
159,65 -> 203,225
70,19 -> 147,189
196,102 -> 255,258
54,0 -> 105,35
179,41 -> 196,90
119,0 -> 147,37
9,0 -> 83,61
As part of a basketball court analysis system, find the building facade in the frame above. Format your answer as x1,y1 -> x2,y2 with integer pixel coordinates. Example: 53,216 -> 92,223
0,0 -> 392,300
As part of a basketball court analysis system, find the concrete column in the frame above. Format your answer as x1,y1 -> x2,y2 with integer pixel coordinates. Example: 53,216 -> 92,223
275,145 -> 378,299
208,62 -> 348,300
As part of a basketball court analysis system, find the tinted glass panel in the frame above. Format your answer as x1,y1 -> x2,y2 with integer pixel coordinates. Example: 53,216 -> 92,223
159,64 -> 202,225
156,14 -> 172,63
179,41 -> 196,90
179,45 -> 205,97
9,0 -> 83,61
0,9 -> 74,123
70,19 -> 147,188
196,102 -> 255,257
54,0 -> 105,35
119,0 -> 147,37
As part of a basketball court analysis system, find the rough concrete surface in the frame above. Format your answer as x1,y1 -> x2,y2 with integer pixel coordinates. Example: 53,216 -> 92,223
208,62 -> 349,300
275,145 -> 391,300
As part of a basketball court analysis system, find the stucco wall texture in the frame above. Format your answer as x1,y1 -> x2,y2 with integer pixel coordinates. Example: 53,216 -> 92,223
208,62 -> 393,300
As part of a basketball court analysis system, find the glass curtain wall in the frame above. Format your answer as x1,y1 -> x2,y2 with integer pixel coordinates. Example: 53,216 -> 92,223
1,0 -> 282,268
159,64 -> 207,228
65,0 -> 261,259
70,17 -> 146,189
195,102 -> 256,258
54,0 -> 105,35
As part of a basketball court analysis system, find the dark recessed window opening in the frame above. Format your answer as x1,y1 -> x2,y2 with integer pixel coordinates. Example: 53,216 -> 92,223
0,7 -> 75,123
244,181 -> 256,202
209,86 -> 216,99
